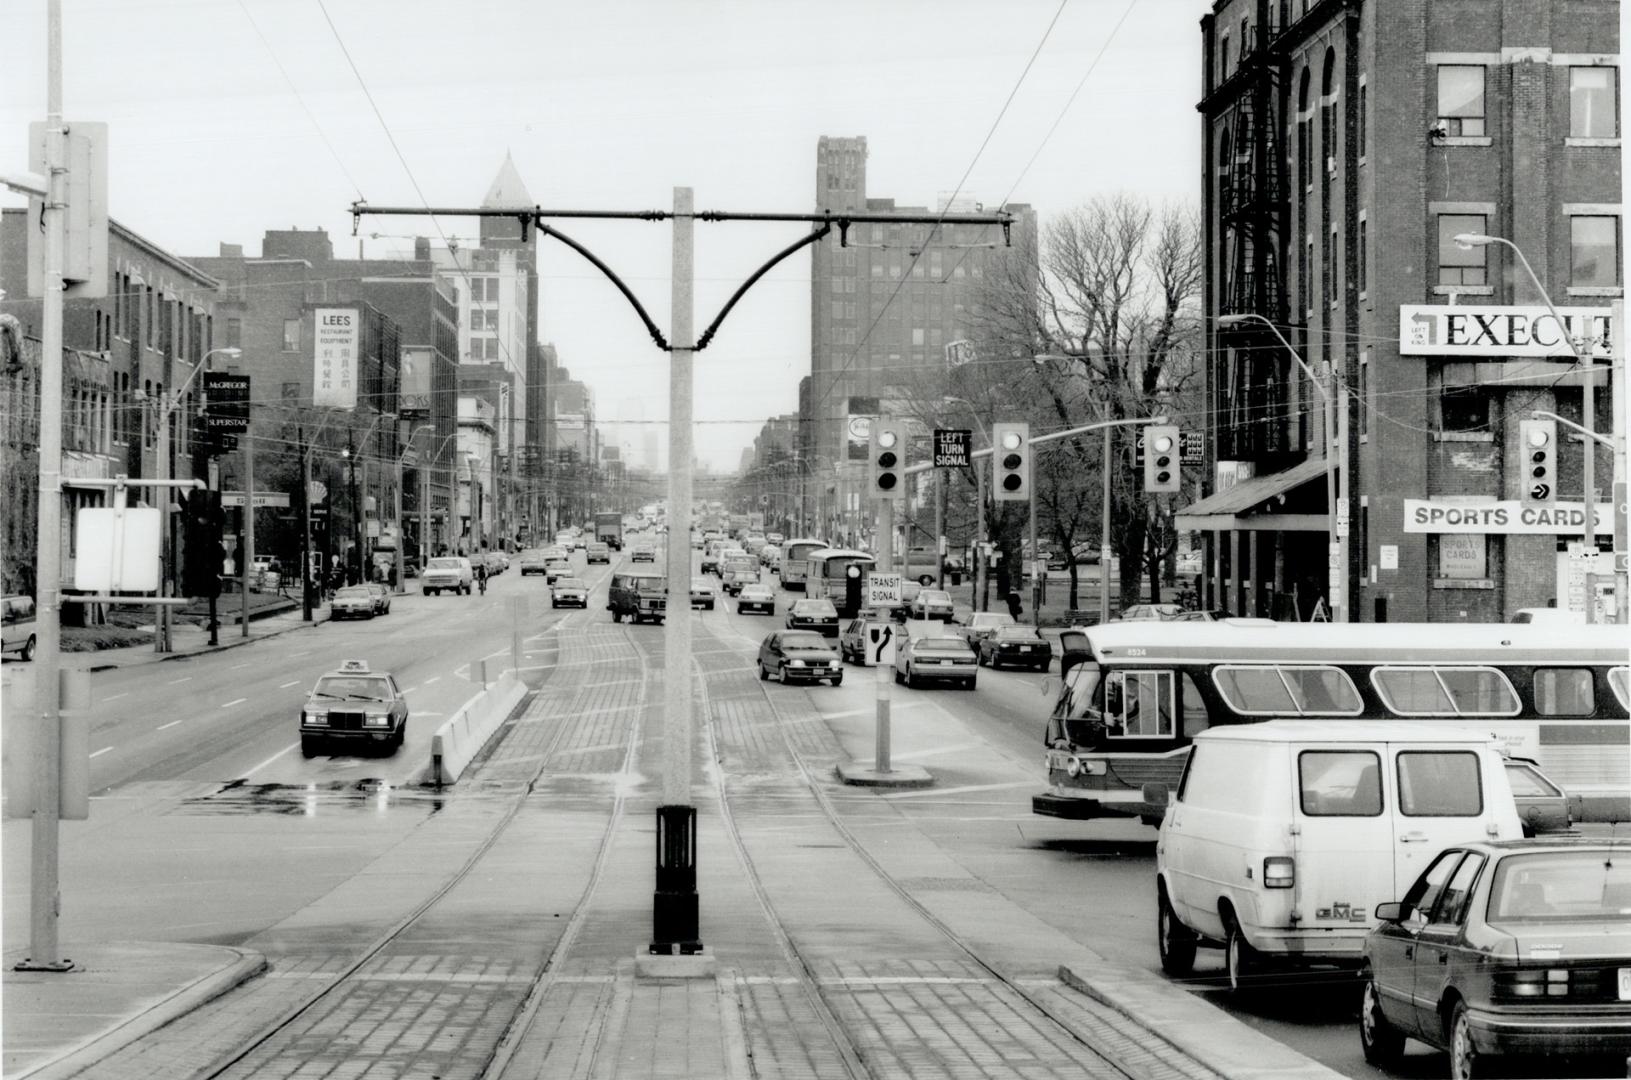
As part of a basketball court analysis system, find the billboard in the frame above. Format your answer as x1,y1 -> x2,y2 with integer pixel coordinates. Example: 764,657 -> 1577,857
1398,305 -> 1613,359
400,346 -> 432,417
314,307 -> 359,408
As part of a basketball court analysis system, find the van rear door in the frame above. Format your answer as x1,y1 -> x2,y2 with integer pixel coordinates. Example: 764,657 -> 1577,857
1388,744 -> 1503,888
1293,746 -> 1395,929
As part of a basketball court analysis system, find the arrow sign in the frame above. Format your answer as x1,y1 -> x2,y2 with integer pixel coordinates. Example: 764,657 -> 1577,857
868,622 -> 895,666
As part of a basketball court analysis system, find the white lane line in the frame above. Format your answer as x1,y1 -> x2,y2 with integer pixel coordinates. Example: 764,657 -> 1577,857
880,780 -> 1038,800
221,698 -> 247,709
243,742 -> 298,778
89,746 -> 113,758
279,680 -> 300,689
423,676 -> 440,685
230,662 -> 250,670
167,676 -> 192,685
400,686 -> 418,694
102,692 -> 128,702
156,720 -> 182,731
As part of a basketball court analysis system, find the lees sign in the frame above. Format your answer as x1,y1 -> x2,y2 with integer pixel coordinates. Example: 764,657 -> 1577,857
1403,499 -> 1609,535
1399,304 -> 1613,359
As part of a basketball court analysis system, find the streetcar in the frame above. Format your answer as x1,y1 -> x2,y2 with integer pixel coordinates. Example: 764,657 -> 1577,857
777,537 -> 829,591
1033,621 -> 1630,826
804,548 -> 876,617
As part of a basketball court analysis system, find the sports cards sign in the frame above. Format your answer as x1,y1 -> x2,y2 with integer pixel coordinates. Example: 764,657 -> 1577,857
314,307 -> 360,408
1403,499 -> 1608,535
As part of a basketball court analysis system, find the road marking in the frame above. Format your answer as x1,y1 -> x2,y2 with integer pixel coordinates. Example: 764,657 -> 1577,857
156,720 -> 182,731
423,676 -> 440,685
89,746 -> 113,758
221,698 -> 246,708
167,676 -> 192,685
279,680 -> 300,689
880,780 -> 1038,800
230,662 -> 250,670
102,692 -> 127,702
243,742 -> 297,777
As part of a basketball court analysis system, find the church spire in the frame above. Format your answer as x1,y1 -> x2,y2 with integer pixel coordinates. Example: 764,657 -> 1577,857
482,151 -> 533,208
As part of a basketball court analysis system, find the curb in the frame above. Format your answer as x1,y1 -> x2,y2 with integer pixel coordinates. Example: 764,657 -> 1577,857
14,946 -> 268,1080
78,611 -> 331,672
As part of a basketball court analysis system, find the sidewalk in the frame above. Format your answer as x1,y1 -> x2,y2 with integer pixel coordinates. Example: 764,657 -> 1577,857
58,601 -> 331,673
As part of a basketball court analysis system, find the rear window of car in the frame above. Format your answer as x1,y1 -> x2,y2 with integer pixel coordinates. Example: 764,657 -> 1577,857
1488,851 -> 1631,920
995,627 -> 1042,641
917,638 -> 971,652
795,601 -> 835,615
336,587 -> 371,598
428,558 -> 463,570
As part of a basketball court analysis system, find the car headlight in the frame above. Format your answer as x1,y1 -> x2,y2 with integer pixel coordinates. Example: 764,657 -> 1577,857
303,711 -> 327,726
790,659 -> 807,668
364,714 -> 390,728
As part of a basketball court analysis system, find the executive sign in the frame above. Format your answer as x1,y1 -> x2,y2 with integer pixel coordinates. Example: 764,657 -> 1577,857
933,429 -> 971,467
314,307 -> 360,408
1403,498 -> 1608,535
1398,304 -> 1613,359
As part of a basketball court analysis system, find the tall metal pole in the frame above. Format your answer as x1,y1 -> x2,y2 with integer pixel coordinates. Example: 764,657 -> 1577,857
1099,425 -> 1112,625
1321,363 -> 1342,621
301,423 -> 313,621
875,493 -> 895,775
22,0 -> 70,972
241,427 -> 254,636
976,465 -> 987,612
934,467 -> 945,590
653,186 -> 700,954
1029,490 -> 1040,627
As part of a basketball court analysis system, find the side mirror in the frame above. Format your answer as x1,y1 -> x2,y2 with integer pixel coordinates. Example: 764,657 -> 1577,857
1142,782 -> 1170,807
1374,902 -> 1409,923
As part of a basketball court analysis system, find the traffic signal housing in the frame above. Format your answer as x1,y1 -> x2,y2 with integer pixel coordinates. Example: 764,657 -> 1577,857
1143,425 -> 1180,493
843,562 -> 864,619
182,491 -> 225,598
992,422 -> 1029,502
869,417 -> 905,500
1518,418 -> 1556,505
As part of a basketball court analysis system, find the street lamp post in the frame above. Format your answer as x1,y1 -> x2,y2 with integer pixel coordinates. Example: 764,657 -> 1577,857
153,346 -> 241,652
1456,233 -> 1612,621
396,423 -> 434,593
1216,314 -> 1347,621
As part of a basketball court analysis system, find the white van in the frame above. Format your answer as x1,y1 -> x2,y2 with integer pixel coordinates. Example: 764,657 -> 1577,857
1151,720 -> 1522,991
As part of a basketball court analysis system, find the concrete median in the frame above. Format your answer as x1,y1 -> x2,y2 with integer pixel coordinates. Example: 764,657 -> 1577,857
419,673 -> 528,786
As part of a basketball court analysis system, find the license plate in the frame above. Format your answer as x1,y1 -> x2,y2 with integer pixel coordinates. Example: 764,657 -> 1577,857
1620,968 -> 1631,1001
1019,646 -> 1032,652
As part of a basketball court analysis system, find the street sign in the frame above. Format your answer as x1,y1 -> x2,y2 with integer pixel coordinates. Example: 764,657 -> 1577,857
867,622 -> 896,666
865,572 -> 903,607
221,491 -> 291,508
203,373 -> 250,433
933,429 -> 971,468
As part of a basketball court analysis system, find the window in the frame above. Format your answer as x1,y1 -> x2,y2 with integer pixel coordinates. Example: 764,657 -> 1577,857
1433,852 -> 1487,925
1213,665 -> 1362,715
1299,750 -> 1383,816
1440,386 -> 1491,431
1104,670 -> 1175,738
1372,666 -> 1520,716
1403,851 -> 1465,920
1570,67 -> 1617,138
1570,216 -> 1619,287
1533,668 -> 1594,716
1358,217 -> 1368,295
911,328 -> 925,346
1220,36 -> 1230,81
1180,673 -> 1210,736
1437,65 -> 1486,136
1397,751 -> 1484,817
1358,357 -> 1369,438
1358,82 -> 1367,159
1438,214 -> 1488,285
283,318 -> 300,352
1611,667 -> 1630,710
281,382 -> 300,401
1325,225 -> 1338,306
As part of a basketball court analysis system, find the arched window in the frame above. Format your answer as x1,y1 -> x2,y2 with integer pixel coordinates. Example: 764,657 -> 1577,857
1241,17 -> 1251,59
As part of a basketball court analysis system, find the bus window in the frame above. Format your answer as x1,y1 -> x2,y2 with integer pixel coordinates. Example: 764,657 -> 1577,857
1107,671 -> 1174,738
1213,666 -> 1296,714
1181,673 -> 1210,735
1437,668 -> 1520,716
1214,664 -> 1362,715
1534,668 -> 1594,716
1609,668 -> 1629,711
1056,662 -> 1102,745
1281,667 -> 1363,714
1372,666 -> 1519,717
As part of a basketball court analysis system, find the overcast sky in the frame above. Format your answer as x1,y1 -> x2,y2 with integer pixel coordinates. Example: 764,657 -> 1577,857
2,0 -> 1208,471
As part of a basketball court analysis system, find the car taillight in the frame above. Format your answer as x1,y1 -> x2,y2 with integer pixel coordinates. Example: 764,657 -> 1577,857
1262,856 -> 1295,888
1494,968 -> 1571,1000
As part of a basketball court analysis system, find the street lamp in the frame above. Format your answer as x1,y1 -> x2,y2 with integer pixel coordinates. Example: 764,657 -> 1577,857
151,345 -> 241,651
1455,232 -> 1613,621
1215,313 -> 1348,622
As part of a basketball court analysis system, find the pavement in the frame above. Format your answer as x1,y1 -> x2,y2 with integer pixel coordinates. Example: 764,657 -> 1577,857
57,598 -> 336,673
3,591 -> 1346,1080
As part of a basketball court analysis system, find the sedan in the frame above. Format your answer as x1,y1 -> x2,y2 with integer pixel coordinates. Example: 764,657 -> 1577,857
722,569 -> 759,597
785,598 -> 839,636
893,633 -> 978,689
910,589 -> 956,621
977,626 -> 1052,671
364,582 -> 392,615
330,585 -> 378,620
518,549 -> 551,576
1361,837 -> 1631,1078
959,612 -> 1016,648
544,558 -> 573,583
757,631 -> 843,686
550,576 -> 589,609
736,584 -> 775,615
630,544 -> 657,563
690,577 -> 717,610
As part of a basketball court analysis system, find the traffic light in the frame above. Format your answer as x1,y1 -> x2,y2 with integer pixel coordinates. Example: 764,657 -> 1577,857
1519,419 -> 1556,505
992,422 -> 1029,502
844,562 -> 864,618
1143,425 -> 1180,493
869,417 -> 904,499
182,491 -> 225,598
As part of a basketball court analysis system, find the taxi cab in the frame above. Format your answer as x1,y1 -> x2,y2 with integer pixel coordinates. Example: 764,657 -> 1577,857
300,659 -> 409,757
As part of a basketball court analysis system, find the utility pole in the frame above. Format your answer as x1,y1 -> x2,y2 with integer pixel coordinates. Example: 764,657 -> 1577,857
241,426 -> 254,636
301,422 -> 313,621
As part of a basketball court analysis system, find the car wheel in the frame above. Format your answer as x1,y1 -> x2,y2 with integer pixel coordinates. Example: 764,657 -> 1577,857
1156,885 -> 1197,976
758,661 -> 769,681
893,667 -> 903,685
905,669 -> 916,689
1358,969 -> 1405,1066
1448,999 -> 1485,1079
551,601 -> 558,609
964,678 -> 976,690
1224,914 -> 1260,995
776,664 -> 787,682
612,610 -> 623,623
300,735 -> 320,759
20,634 -> 36,662
831,676 -> 843,686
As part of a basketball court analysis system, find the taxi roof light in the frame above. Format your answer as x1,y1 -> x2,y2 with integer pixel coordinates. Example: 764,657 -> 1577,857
339,660 -> 371,673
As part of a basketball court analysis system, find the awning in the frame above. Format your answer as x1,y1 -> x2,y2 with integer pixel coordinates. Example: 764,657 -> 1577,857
1176,455 -> 1331,533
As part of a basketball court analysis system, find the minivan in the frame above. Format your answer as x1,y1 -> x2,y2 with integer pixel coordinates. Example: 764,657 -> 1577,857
1151,720 -> 1522,992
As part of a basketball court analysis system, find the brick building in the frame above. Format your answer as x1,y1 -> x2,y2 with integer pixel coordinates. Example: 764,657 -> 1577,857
1184,0 -> 1619,622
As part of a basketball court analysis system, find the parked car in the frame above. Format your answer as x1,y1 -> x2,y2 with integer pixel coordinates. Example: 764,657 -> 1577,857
331,585 -> 379,619
977,626 -> 1052,671
1504,756 -> 1580,836
909,588 -> 956,621
586,542 -> 611,564
421,556 -> 474,596
690,577 -> 717,610
1359,836 -> 1631,1077
893,632 -> 978,689
1117,603 -> 1183,622
364,582 -> 391,615
785,598 -> 839,636
1511,607 -> 1586,624
550,576 -> 589,609
757,630 -> 843,686
2,595 -> 38,661
736,584 -> 775,615
959,612 -> 1016,649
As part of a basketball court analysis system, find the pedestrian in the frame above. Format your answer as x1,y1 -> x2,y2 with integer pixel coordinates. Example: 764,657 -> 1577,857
1006,590 -> 1023,621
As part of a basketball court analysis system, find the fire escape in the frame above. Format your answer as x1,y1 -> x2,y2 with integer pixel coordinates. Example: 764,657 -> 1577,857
1210,3 -> 1294,464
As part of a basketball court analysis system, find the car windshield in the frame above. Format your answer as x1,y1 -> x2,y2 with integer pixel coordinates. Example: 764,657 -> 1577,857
313,676 -> 391,702
794,601 -> 836,615
428,558 -> 462,570
692,578 -> 712,588
625,577 -> 664,590
1487,850 -> 1631,920
781,632 -> 831,651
